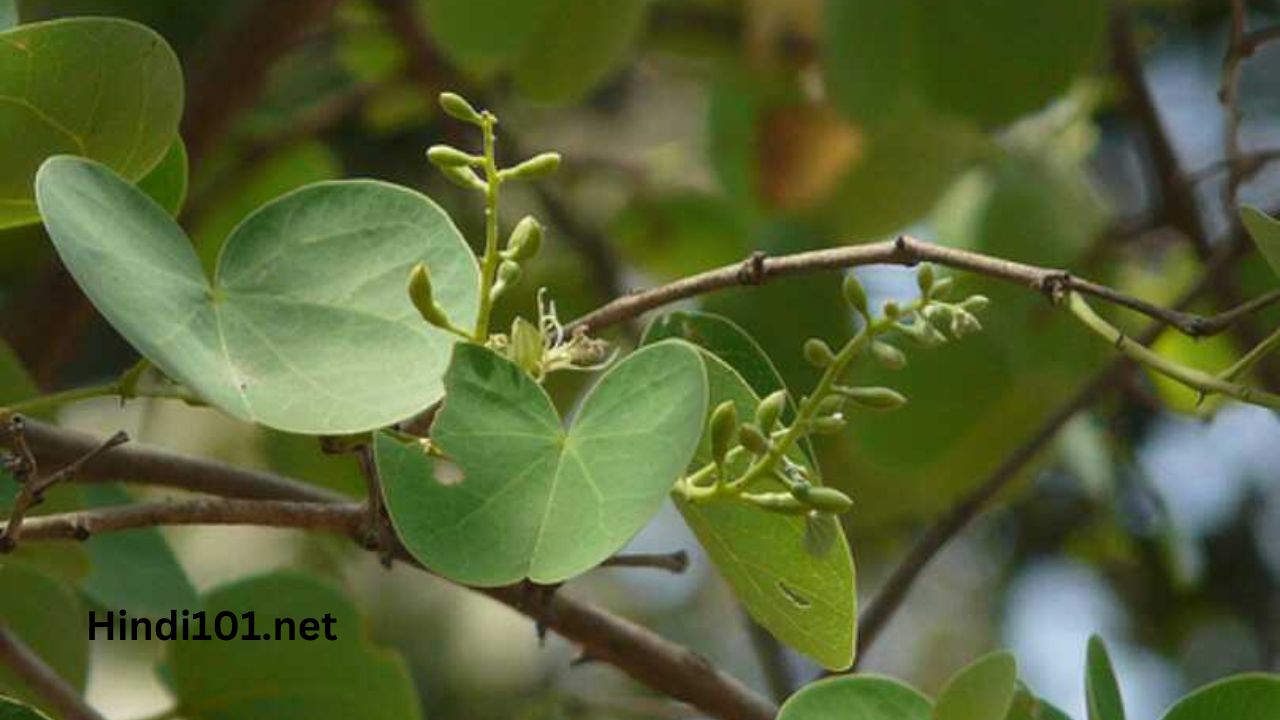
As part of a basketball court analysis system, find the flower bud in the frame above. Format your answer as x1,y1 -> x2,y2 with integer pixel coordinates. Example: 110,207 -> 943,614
504,216 -> 543,262
929,277 -> 954,300
917,263 -> 935,296
809,415 -> 846,434
842,273 -> 868,315
882,301 -> 902,320
836,385 -> 907,410
815,395 -> 845,417
426,144 -> 477,168
802,486 -> 854,514
407,263 -> 453,330
755,390 -> 787,431
738,423 -> 771,455
949,309 -> 982,338
870,340 -> 907,370
960,294 -> 990,313
709,401 -> 738,466
506,152 -> 561,180
509,317 -> 544,375
439,164 -> 487,191
803,338 -> 836,368
439,92 -> 483,124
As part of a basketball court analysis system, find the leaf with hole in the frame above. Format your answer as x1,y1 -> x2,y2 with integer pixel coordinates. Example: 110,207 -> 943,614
779,676 -> 933,720
1160,674 -> 1280,720
934,651 -> 1019,720
650,343 -> 856,669
169,572 -> 421,720
36,155 -> 479,434
0,17 -> 183,229
1242,206 -> 1280,281
376,340 -> 707,586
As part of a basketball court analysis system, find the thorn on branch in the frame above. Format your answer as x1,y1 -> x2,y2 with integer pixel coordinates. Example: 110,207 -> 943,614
1,426 -> 128,552
1040,271 -> 1074,306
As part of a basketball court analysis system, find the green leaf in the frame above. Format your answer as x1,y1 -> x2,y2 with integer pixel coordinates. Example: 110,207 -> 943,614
80,483 -> 198,617
423,0 -> 646,102
1161,674 -> 1280,720
0,565 -> 87,712
779,676 -> 932,720
36,155 -> 480,434
511,0 -> 648,102
169,572 -> 421,720
136,138 -> 188,216
0,696 -> 54,720
1006,685 -> 1074,720
663,349 -> 856,669
377,340 -> 707,586
190,141 -> 340,270
934,651 -> 1019,720
824,0 -> 1106,126
1086,636 -> 1126,720
0,17 -> 183,229
1241,206 -> 1280,280
825,111 -> 984,240
643,311 -> 787,400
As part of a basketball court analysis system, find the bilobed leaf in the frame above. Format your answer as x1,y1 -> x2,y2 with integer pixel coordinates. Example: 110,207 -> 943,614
1086,636 -> 1126,720
662,349 -> 856,669
1242,206 -> 1280,280
0,18 -> 183,229
933,651 -> 1019,720
190,141 -> 340,269
1160,674 -> 1280,720
779,676 -> 932,720
169,573 -> 421,720
0,696 -> 53,720
36,156 -> 479,434
136,138 -> 188,216
377,340 -> 707,586
80,484 -> 198,616
0,565 -> 87,713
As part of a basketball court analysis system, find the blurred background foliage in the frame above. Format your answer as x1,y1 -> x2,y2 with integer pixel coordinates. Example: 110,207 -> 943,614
3,0 -> 1280,718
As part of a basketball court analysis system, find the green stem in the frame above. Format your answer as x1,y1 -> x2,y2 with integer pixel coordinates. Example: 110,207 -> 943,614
1219,323 -> 1280,383
1068,291 -> 1280,410
3,382 -> 120,416
2,380 -> 204,418
473,113 -> 502,341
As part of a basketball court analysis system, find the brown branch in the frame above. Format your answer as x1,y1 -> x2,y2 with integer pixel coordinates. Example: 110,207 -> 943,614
0,625 -> 106,720
2,425 -> 775,720
568,235 -> 1280,339
0,424 -> 128,551
1243,25 -> 1280,53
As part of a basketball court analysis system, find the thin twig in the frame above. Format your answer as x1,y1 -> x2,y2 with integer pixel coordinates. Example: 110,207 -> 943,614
567,235 -> 1280,339
0,624 -> 107,720
354,443 -> 397,566
0,425 -> 127,551
1222,0 -> 1251,205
